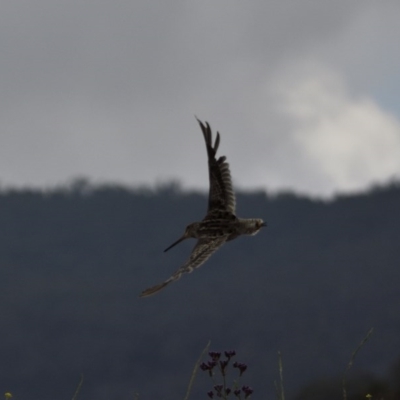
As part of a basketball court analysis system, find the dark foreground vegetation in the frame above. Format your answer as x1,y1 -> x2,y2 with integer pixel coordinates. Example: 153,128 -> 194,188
1,180 -> 400,399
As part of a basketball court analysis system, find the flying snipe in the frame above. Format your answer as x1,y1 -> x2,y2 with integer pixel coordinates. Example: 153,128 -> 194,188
140,118 -> 266,297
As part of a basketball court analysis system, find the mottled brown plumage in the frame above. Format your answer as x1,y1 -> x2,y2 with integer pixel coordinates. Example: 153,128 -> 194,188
140,118 -> 266,297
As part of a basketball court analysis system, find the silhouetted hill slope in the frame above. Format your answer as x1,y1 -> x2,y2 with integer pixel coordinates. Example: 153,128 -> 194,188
1,182 -> 400,399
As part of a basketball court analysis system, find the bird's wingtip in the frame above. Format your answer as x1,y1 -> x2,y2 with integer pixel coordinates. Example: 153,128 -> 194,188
139,281 -> 170,298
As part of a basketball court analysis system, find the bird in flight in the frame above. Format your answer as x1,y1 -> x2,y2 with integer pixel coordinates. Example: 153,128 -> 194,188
140,118 -> 266,297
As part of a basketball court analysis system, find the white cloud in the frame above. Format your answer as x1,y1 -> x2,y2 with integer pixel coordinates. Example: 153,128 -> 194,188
274,63 -> 400,196
0,2 -> 400,196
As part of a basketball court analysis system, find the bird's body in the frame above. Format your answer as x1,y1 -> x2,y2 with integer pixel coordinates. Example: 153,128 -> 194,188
140,119 -> 266,297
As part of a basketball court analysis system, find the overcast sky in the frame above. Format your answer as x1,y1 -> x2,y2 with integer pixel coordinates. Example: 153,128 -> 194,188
1,1 -> 400,197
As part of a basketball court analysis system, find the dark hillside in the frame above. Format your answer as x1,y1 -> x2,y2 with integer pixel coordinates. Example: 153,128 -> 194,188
1,182 -> 400,399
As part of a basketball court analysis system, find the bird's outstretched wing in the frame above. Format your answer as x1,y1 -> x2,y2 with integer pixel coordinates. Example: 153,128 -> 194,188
140,236 -> 227,297
196,118 -> 236,214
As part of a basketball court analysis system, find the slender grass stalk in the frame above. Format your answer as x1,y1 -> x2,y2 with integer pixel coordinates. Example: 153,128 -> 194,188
184,340 -> 211,400
71,374 -> 84,400
342,327 -> 374,400
274,351 -> 285,400
222,369 -> 228,400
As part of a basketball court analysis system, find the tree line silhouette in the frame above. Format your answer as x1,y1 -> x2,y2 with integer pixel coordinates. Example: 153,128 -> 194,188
1,180 -> 399,399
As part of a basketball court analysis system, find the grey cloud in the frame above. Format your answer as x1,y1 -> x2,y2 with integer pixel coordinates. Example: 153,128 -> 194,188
0,1 -> 399,195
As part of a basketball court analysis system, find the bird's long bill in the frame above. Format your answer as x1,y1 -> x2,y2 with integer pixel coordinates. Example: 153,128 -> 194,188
164,235 -> 186,252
